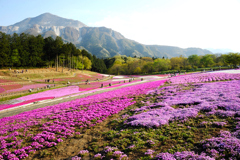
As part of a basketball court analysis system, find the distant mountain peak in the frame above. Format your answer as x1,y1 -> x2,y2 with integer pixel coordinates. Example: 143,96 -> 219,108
13,12 -> 87,28
0,13 -> 87,38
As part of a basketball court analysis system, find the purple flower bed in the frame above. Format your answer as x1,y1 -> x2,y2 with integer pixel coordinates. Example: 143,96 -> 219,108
126,106 -> 198,127
147,80 -> 240,117
0,79 -> 166,159
124,77 -> 240,159
126,79 -> 240,128
155,151 -> 214,160
168,72 -> 240,84
199,131 -> 240,159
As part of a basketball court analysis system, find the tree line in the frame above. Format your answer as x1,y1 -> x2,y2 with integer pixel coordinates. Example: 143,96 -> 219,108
0,32 -> 239,75
0,32 -> 107,72
105,53 -> 240,75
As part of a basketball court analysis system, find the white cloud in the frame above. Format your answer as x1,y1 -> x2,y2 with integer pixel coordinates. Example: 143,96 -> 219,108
92,0 -> 240,52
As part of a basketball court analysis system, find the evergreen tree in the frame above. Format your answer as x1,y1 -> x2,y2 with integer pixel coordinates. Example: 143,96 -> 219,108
0,32 -> 11,67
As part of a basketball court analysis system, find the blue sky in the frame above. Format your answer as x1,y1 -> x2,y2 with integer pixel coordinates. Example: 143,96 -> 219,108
1,0 -> 240,52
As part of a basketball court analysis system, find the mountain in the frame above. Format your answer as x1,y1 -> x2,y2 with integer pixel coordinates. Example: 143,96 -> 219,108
0,13 -> 212,58
206,48 -> 233,54
0,13 -> 87,40
76,27 -> 212,58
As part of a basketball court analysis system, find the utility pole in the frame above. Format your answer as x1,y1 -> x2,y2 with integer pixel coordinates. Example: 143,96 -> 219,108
56,55 -> 58,71
82,56 -> 83,73
69,54 -> 71,71
62,57 -> 64,73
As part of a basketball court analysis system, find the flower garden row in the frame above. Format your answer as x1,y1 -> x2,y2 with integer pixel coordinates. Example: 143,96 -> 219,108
168,72 -> 240,84
70,72 -> 240,160
0,77 -> 143,111
0,79 -> 166,159
0,72 -> 106,94
0,84 -> 54,94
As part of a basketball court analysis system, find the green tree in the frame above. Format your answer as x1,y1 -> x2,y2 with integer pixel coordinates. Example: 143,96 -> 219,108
170,57 -> 183,70
83,57 -> 92,70
19,33 -> 30,67
44,36 -> 55,67
134,67 -> 141,74
109,64 -> 123,75
28,35 -> 45,67
153,58 -> 171,71
200,54 -> 215,67
142,62 -> 154,74
11,49 -> 20,67
92,55 -> 107,73
0,32 -> 11,67
188,54 -> 200,68
223,52 -> 240,67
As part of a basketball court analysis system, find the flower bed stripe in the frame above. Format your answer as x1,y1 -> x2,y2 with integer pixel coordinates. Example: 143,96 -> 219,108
0,97 -> 55,111
16,86 -> 79,101
0,87 -> 5,94
5,84 -> 51,93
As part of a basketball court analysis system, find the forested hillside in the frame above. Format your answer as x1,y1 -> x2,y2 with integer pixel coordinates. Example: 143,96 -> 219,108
0,32 -> 107,72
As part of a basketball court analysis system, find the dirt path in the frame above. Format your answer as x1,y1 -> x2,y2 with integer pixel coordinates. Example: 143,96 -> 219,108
0,78 -> 167,119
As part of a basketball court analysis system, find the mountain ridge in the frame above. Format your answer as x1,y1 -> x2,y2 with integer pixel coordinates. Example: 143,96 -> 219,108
0,13 -> 213,58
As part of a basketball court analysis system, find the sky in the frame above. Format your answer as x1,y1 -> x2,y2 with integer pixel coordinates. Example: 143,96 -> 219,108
1,0 -> 240,52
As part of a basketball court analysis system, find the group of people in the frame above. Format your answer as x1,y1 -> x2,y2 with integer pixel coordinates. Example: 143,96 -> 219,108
11,68 -> 28,74
85,79 -> 90,85
45,79 -> 54,83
